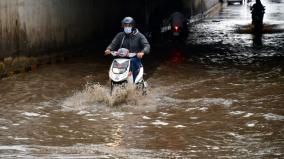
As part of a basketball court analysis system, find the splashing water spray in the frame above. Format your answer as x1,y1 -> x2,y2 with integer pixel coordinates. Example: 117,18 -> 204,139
61,82 -> 143,111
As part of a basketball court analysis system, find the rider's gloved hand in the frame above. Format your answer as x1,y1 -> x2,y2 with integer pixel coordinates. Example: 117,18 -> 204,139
104,49 -> 111,55
137,52 -> 144,59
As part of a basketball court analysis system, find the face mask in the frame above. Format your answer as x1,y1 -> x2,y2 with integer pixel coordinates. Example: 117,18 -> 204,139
124,27 -> 132,34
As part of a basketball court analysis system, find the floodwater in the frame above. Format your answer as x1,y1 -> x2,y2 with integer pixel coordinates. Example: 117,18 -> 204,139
1,0 -> 284,158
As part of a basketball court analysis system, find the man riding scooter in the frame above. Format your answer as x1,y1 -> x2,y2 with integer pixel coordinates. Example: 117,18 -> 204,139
105,17 -> 150,82
168,11 -> 188,43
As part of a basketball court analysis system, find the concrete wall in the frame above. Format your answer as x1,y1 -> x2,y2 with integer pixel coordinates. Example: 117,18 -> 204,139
203,0 -> 220,11
182,0 -> 220,16
0,0 -> 123,77
0,0 -> 105,57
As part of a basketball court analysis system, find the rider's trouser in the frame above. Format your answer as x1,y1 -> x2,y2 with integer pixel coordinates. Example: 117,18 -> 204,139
130,57 -> 141,82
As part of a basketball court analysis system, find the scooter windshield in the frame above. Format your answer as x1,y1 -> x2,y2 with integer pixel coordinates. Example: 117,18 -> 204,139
112,60 -> 129,74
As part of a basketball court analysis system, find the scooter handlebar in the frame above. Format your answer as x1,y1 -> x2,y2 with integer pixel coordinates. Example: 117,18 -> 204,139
110,51 -> 136,58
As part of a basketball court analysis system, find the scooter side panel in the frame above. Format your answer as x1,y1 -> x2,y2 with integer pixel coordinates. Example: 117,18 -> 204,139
135,67 -> 144,84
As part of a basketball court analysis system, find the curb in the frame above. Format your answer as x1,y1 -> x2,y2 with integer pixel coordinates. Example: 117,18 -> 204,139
0,51 -> 80,79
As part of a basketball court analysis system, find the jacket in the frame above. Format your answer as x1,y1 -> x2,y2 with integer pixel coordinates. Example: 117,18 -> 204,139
107,29 -> 150,54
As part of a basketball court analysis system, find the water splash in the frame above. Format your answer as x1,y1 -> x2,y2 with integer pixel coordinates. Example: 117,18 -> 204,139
61,83 -> 142,111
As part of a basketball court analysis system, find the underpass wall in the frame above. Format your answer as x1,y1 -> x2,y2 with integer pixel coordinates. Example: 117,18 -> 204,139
0,0 -> 124,77
0,0 -> 221,78
182,0 -> 221,22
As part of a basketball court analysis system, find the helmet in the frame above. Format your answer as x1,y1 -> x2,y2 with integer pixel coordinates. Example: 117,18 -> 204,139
121,17 -> 135,26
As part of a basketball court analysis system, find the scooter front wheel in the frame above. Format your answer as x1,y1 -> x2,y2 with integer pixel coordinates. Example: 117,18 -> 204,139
110,81 -> 127,96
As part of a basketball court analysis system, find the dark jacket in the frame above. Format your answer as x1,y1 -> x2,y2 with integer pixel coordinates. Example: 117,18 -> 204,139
107,29 -> 150,54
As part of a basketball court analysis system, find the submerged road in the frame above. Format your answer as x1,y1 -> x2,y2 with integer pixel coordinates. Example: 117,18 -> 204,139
0,0 -> 284,158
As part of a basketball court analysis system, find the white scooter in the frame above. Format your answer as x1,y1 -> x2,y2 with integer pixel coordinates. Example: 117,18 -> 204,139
109,48 -> 148,95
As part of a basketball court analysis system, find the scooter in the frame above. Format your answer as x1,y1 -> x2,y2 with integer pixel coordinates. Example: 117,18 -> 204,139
109,48 -> 147,95
171,25 -> 188,43
172,25 -> 181,36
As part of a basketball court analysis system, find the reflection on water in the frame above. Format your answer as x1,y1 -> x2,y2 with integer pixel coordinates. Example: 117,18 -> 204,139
1,0 -> 284,158
252,33 -> 263,46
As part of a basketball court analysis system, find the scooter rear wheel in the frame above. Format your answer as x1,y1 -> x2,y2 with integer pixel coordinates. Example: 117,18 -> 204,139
137,80 -> 147,96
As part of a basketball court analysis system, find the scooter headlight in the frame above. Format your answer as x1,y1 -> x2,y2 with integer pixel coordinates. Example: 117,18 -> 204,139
112,61 -> 129,74
112,68 -> 127,74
